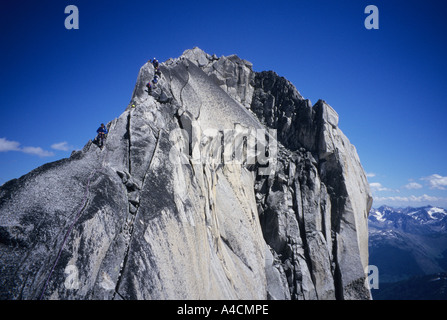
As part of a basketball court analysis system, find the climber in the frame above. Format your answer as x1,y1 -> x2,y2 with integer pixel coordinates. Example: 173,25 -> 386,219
152,58 -> 159,69
146,81 -> 152,94
96,123 -> 108,149
152,74 -> 159,84
155,67 -> 162,77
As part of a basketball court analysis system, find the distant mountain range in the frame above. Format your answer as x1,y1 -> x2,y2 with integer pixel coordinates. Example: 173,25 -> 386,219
370,205 -> 447,235
368,205 -> 447,299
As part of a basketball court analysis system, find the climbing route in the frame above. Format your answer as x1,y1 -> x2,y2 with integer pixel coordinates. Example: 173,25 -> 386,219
39,131 -> 110,300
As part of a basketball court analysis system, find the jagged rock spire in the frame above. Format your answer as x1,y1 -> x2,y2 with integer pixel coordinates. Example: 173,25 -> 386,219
0,48 -> 372,300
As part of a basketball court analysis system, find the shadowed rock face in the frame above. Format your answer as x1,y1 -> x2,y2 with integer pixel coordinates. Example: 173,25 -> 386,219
0,47 -> 372,300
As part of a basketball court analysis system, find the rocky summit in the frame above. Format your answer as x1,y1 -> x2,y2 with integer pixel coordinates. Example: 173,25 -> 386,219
0,48 -> 372,300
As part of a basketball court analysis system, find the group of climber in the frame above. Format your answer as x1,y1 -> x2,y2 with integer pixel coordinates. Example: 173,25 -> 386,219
95,57 -> 163,150
146,58 -> 162,94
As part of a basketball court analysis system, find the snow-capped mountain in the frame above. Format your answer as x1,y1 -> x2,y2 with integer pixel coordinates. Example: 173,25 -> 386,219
368,206 -> 447,286
369,205 -> 447,235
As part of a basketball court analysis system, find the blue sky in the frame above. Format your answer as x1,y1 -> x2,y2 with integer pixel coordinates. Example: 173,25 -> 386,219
1,0 -> 447,208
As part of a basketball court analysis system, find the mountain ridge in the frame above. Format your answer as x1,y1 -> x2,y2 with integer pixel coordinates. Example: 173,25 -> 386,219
0,48 -> 372,300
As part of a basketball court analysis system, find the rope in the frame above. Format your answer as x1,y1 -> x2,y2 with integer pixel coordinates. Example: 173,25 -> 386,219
39,143 -> 109,300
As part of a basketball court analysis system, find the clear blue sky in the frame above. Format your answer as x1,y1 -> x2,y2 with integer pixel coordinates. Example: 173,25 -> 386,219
1,0 -> 447,208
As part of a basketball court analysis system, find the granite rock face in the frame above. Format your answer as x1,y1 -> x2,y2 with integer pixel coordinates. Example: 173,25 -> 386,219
0,48 -> 372,300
